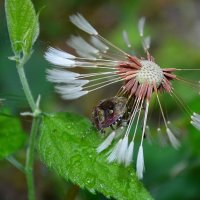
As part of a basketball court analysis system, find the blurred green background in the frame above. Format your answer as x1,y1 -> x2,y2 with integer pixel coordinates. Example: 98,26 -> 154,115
1,0 -> 200,199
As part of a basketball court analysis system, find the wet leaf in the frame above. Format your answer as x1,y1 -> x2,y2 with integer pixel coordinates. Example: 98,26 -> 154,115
38,113 -> 153,200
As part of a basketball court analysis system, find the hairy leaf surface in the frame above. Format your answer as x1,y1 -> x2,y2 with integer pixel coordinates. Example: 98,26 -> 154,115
5,0 -> 39,54
38,113 -> 153,200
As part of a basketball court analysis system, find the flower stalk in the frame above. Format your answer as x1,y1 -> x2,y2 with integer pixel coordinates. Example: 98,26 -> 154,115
16,54 -> 36,112
25,116 -> 40,200
16,53 -> 41,200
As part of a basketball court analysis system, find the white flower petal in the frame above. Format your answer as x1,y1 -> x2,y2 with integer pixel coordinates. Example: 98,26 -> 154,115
60,90 -> 88,100
191,113 -> 200,127
157,128 -> 167,147
44,51 -> 75,67
76,50 -> 97,59
138,17 -> 145,37
191,113 -> 200,131
67,35 -> 99,58
55,85 -> 83,94
191,121 -> 200,131
136,145 -> 145,180
90,36 -> 109,52
96,131 -> 116,153
46,69 -> 80,83
54,79 -> 89,86
107,139 -> 122,163
117,136 -> 128,164
166,128 -> 180,149
194,112 -> 200,120
122,30 -> 131,48
46,47 -> 75,59
145,125 -> 152,144
125,141 -> 134,166
142,36 -> 151,50
69,13 -> 98,35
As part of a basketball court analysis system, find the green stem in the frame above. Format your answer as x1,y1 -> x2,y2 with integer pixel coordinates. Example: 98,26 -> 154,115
16,54 -> 40,200
16,59 -> 36,112
25,116 -> 40,200
6,156 -> 26,173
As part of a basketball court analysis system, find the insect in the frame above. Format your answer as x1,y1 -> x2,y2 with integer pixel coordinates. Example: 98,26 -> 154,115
91,97 -> 127,131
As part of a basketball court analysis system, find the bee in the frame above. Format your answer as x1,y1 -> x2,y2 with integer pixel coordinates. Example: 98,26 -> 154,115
91,97 -> 128,132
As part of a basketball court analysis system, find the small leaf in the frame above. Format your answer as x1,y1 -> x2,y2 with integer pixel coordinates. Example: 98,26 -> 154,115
0,114 -> 27,160
38,113 -> 153,200
5,0 -> 39,55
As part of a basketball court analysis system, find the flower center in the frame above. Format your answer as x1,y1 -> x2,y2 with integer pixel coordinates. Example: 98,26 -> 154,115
136,60 -> 164,87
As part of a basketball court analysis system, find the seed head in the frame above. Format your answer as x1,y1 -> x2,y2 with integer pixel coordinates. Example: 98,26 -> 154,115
45,13 -> 200,179
136,60 -> 163,87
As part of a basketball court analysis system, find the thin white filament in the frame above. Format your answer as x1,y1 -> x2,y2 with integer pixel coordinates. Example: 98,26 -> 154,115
176,68 -> 200,71
88,78 -> 123,93
191,113 -> 200,131
46,69 -> 80,82
132,99 -> 144,141
191,121 -> 200,131
192,113 -> 200,122
156,93 -> 180,149
157,128 -> 167,147
107,139 -> 123,162
86,72 -> 126,84
138,17 -> 146,37
117,136 -> 129,164
69,13 -> 98,35
125,98 -> 141,137
84,75 -> 121,89
45,48 -> 118,69
78,71 -> 116,79
166,128 -> 180,149
59,90 -> 88,100
55,85 -> 83,94
44,51 -> 75,67
67,35 -> 99,58
90,36 -> 109,52
122,30 -> 131,48
96,131 -> 116,153
46,47 -> 75,59
53,79 -> 89,86
156,93 -> 168,127
136,145 -> 145,180
125,141 -> 134,166
142,36 -> 151,50
145,125 -> 152,144
97,35 -> 129,57
140,101 -> 150,144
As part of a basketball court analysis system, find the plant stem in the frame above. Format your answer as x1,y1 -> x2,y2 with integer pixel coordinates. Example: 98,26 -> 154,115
6,156 -> 26,173
25,116 -> 40,200
16,55 -> 40,200
16,59 -> 36,112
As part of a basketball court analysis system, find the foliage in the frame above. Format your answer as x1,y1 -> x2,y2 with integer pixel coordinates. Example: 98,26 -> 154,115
0,113 -> 26,160
1,0 -> 200,199
38,113 -> 153,200
5,0 -> 39,56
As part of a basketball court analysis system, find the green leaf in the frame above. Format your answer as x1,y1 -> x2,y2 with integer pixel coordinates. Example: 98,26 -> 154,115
38,113 -> 153,200
5,0 -> 39,55
0,114 -> 26,160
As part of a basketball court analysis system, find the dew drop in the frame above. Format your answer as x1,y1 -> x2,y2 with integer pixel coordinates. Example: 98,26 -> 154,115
86,174 -> 96,188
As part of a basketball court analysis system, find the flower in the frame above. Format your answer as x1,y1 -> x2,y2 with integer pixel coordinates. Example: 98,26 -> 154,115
45,13 -> 200,179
